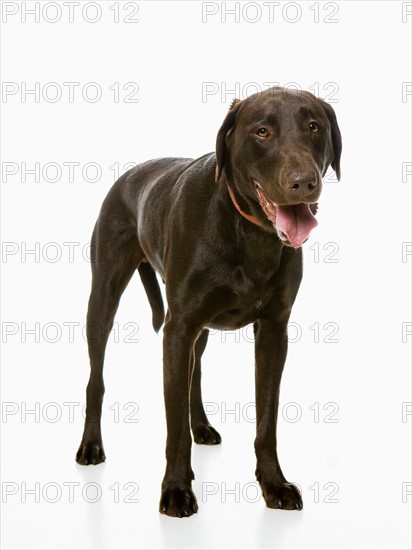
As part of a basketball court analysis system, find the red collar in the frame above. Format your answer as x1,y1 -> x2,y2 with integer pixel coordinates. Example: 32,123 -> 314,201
227,185 -> 266,229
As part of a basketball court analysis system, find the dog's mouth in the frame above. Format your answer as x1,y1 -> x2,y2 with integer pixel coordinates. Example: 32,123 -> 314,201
254,182 -> 318,248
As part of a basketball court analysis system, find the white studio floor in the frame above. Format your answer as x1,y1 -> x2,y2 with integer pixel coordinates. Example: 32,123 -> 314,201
1,407 -> 410,550
1,292 -> 411,549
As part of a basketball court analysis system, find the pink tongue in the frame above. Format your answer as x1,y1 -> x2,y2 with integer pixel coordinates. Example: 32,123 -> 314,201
276,204 -> 318,248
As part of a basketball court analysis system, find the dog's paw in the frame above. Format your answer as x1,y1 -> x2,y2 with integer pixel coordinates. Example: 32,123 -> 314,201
192,423 -> 222,445
76,441 -> 106,465
159,487 -> 198,517
259,480 -> 303,510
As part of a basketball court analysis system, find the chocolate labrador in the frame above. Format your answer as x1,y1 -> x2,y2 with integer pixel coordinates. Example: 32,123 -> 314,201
76,87 -> 342,517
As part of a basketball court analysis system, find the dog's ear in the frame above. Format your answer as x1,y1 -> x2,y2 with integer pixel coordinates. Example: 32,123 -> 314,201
318,99 -> 342,181
215,99 -> 242,182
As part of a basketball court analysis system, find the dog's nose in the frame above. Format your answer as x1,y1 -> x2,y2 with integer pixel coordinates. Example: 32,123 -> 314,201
285,170 -> 317,197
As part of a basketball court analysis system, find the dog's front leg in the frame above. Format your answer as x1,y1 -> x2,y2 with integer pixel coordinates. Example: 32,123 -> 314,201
159,318 -> 199,517
254,318 -> 303,510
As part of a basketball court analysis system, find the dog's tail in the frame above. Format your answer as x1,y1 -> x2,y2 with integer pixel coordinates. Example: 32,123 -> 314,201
138,262 -> 165,333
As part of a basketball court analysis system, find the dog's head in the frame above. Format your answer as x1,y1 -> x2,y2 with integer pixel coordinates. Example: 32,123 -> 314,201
215,87 -> 342,248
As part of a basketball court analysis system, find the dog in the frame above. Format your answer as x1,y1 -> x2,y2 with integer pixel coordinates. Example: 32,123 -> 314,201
76,86 -> 342,517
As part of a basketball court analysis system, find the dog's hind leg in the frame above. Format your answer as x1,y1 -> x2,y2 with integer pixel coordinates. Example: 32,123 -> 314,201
76,210 -> 142,465
190,329 -> 222,445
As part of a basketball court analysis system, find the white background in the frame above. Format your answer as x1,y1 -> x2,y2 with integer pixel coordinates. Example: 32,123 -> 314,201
1,1 -> 411,549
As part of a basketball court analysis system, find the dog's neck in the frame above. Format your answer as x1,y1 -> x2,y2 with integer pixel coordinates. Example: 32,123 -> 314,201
226,185 -> 267,229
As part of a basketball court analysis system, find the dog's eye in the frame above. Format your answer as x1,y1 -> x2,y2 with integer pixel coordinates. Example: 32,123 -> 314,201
309,122 -> 320,133
256,127 -> 269,137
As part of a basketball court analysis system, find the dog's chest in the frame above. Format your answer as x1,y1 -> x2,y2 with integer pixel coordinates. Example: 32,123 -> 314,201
229,236 -> 282,294
230,261 -> 277,308
206,260 -> 280,330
